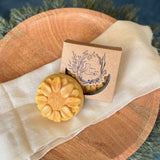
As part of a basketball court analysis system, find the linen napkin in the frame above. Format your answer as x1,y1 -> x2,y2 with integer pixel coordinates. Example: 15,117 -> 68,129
0,20 -> 160,160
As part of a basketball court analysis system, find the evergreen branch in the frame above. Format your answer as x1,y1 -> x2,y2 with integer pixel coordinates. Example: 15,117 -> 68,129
0,0 -> 156,54
9,5 -> 44,26
151,23 -> 160,54
150,23 -> 160,36
43,0 -> 68,10
0,0 -> 141,39
81,0 -> 97,9
0,17 -> 13,37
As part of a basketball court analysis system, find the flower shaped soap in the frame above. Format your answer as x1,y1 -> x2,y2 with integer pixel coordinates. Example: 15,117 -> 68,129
35,73 -> 84,122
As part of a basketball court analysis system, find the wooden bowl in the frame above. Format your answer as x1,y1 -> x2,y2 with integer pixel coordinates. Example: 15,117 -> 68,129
0,8 -> 159,160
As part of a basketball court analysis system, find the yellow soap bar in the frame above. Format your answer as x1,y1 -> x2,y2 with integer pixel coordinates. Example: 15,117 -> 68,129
66,70 -> 109,93
35,73 -> 84,122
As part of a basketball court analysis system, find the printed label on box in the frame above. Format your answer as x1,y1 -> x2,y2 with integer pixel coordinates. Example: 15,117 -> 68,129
60,40 -> 122,103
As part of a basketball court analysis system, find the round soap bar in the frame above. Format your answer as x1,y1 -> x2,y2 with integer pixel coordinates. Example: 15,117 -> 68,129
35,73 -> 84,122
83,76 -> 109,93
66,70 -> 109,94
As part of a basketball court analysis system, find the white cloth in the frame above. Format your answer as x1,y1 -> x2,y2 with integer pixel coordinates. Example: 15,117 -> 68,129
0,21 -> 160,160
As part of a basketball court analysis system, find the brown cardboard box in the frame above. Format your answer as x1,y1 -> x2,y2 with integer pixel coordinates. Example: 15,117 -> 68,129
60,40 -> 122,103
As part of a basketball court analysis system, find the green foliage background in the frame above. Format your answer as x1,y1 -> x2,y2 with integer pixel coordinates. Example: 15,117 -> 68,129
0,0 -> 160,159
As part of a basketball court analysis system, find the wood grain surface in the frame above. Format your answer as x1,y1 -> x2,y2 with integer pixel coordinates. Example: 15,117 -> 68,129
0,8 -> 159,160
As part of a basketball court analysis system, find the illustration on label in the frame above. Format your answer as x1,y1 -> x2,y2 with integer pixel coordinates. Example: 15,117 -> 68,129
67,50 -> 111,86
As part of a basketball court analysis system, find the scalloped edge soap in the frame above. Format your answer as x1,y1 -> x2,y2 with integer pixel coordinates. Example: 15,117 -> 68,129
35,73 -> 84,122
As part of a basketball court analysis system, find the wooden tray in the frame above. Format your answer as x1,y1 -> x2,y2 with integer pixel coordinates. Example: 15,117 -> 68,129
0,8 -> 159,160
